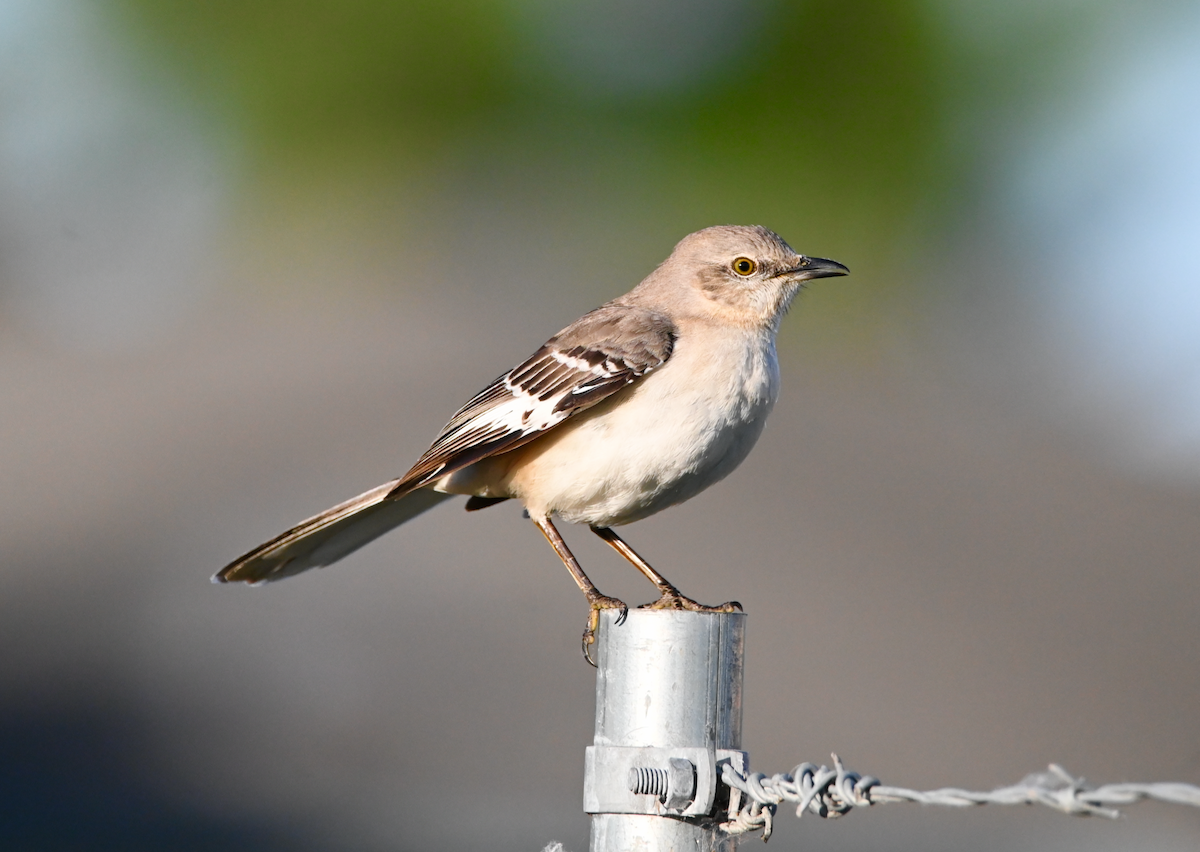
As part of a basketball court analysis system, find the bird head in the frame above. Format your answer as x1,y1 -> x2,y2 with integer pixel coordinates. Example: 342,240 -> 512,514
644,225 -> 848,330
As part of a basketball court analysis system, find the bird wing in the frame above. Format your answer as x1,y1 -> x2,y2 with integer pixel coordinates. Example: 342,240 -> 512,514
390,303 -> 677,494
214,304 -> 675,586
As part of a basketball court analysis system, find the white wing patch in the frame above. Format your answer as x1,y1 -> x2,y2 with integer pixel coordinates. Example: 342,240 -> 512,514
500,370 -> 574,432
548,348 -> 609,375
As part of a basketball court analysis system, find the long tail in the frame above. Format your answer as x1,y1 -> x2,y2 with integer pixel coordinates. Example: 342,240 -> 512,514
214,483 -> 453,584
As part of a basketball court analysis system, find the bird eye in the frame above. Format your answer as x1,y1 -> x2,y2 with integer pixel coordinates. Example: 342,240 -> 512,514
732,257 -> 757,276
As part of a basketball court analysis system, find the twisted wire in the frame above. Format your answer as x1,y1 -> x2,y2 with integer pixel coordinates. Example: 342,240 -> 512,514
719,754 -> 1200,841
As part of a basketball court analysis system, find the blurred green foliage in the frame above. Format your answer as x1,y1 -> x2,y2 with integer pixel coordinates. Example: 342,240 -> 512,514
113,0 -> 516,148
115,3 -> 945,218
109,0 -> 1046,342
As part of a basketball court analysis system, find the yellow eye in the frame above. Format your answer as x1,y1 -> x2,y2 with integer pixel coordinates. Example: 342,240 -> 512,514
732,257 -> 757,276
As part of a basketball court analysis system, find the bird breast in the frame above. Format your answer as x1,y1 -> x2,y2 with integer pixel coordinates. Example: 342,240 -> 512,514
500,324 -> 781,526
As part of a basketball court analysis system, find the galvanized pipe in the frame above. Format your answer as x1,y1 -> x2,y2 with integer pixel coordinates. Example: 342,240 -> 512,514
587,608 -> 746,852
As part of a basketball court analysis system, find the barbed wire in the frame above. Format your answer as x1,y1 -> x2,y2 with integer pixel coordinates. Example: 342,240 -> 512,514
719,754 -> 1200,841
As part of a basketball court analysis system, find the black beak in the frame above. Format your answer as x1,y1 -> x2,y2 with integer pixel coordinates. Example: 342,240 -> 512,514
783,256 -> 849,281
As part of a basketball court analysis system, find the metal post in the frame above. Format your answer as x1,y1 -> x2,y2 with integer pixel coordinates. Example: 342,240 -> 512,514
584,609 -> 746,852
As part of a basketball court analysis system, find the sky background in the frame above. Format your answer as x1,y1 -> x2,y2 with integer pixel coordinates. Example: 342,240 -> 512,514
1,1 -> 1198,850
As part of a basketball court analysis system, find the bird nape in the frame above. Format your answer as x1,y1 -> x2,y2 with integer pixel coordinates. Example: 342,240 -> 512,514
215,225 -> 848,664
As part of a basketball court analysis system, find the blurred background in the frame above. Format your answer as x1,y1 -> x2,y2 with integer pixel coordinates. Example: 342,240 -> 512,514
2,0 -> 1198,849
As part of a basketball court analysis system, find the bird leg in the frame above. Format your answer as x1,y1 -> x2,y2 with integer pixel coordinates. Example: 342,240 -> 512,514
532,515 -> 627,665
591,526 -> 742,614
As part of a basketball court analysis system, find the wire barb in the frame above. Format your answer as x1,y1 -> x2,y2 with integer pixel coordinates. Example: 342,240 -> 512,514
719,755 -> 1200,841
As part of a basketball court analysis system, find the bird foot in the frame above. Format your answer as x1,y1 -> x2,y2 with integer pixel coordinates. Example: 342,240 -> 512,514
639,592 -> 742,613
581,593 -> 628,667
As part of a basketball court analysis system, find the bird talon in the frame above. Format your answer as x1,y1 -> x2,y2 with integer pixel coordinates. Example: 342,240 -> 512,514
581,608 -> 601,667
587,593 -> 629,615
640,592 -> 743,613
581,630 -> 598,667
578,593 -> 627,665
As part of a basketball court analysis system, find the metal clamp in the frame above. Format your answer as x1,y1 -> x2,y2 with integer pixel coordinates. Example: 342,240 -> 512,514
584,746 -> 748,818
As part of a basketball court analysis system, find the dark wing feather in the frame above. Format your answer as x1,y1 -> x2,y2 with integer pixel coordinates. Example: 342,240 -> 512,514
389,304 -> 676,494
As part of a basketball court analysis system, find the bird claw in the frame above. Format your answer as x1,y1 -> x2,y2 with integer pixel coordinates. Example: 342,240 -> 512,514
581,593 -> 628,667
639,592 -> 742,613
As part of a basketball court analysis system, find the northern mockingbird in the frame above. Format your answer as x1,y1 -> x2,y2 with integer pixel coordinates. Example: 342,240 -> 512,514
216,225 -> 848,660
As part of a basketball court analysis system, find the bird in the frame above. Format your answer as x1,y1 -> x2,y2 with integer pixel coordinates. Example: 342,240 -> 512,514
215,225 -> 848,662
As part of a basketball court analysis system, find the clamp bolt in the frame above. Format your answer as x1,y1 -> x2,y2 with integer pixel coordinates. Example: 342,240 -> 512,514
628,758 -> 696,810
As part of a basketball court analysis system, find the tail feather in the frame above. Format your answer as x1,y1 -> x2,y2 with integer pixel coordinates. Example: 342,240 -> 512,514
214,483 -> 453,584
